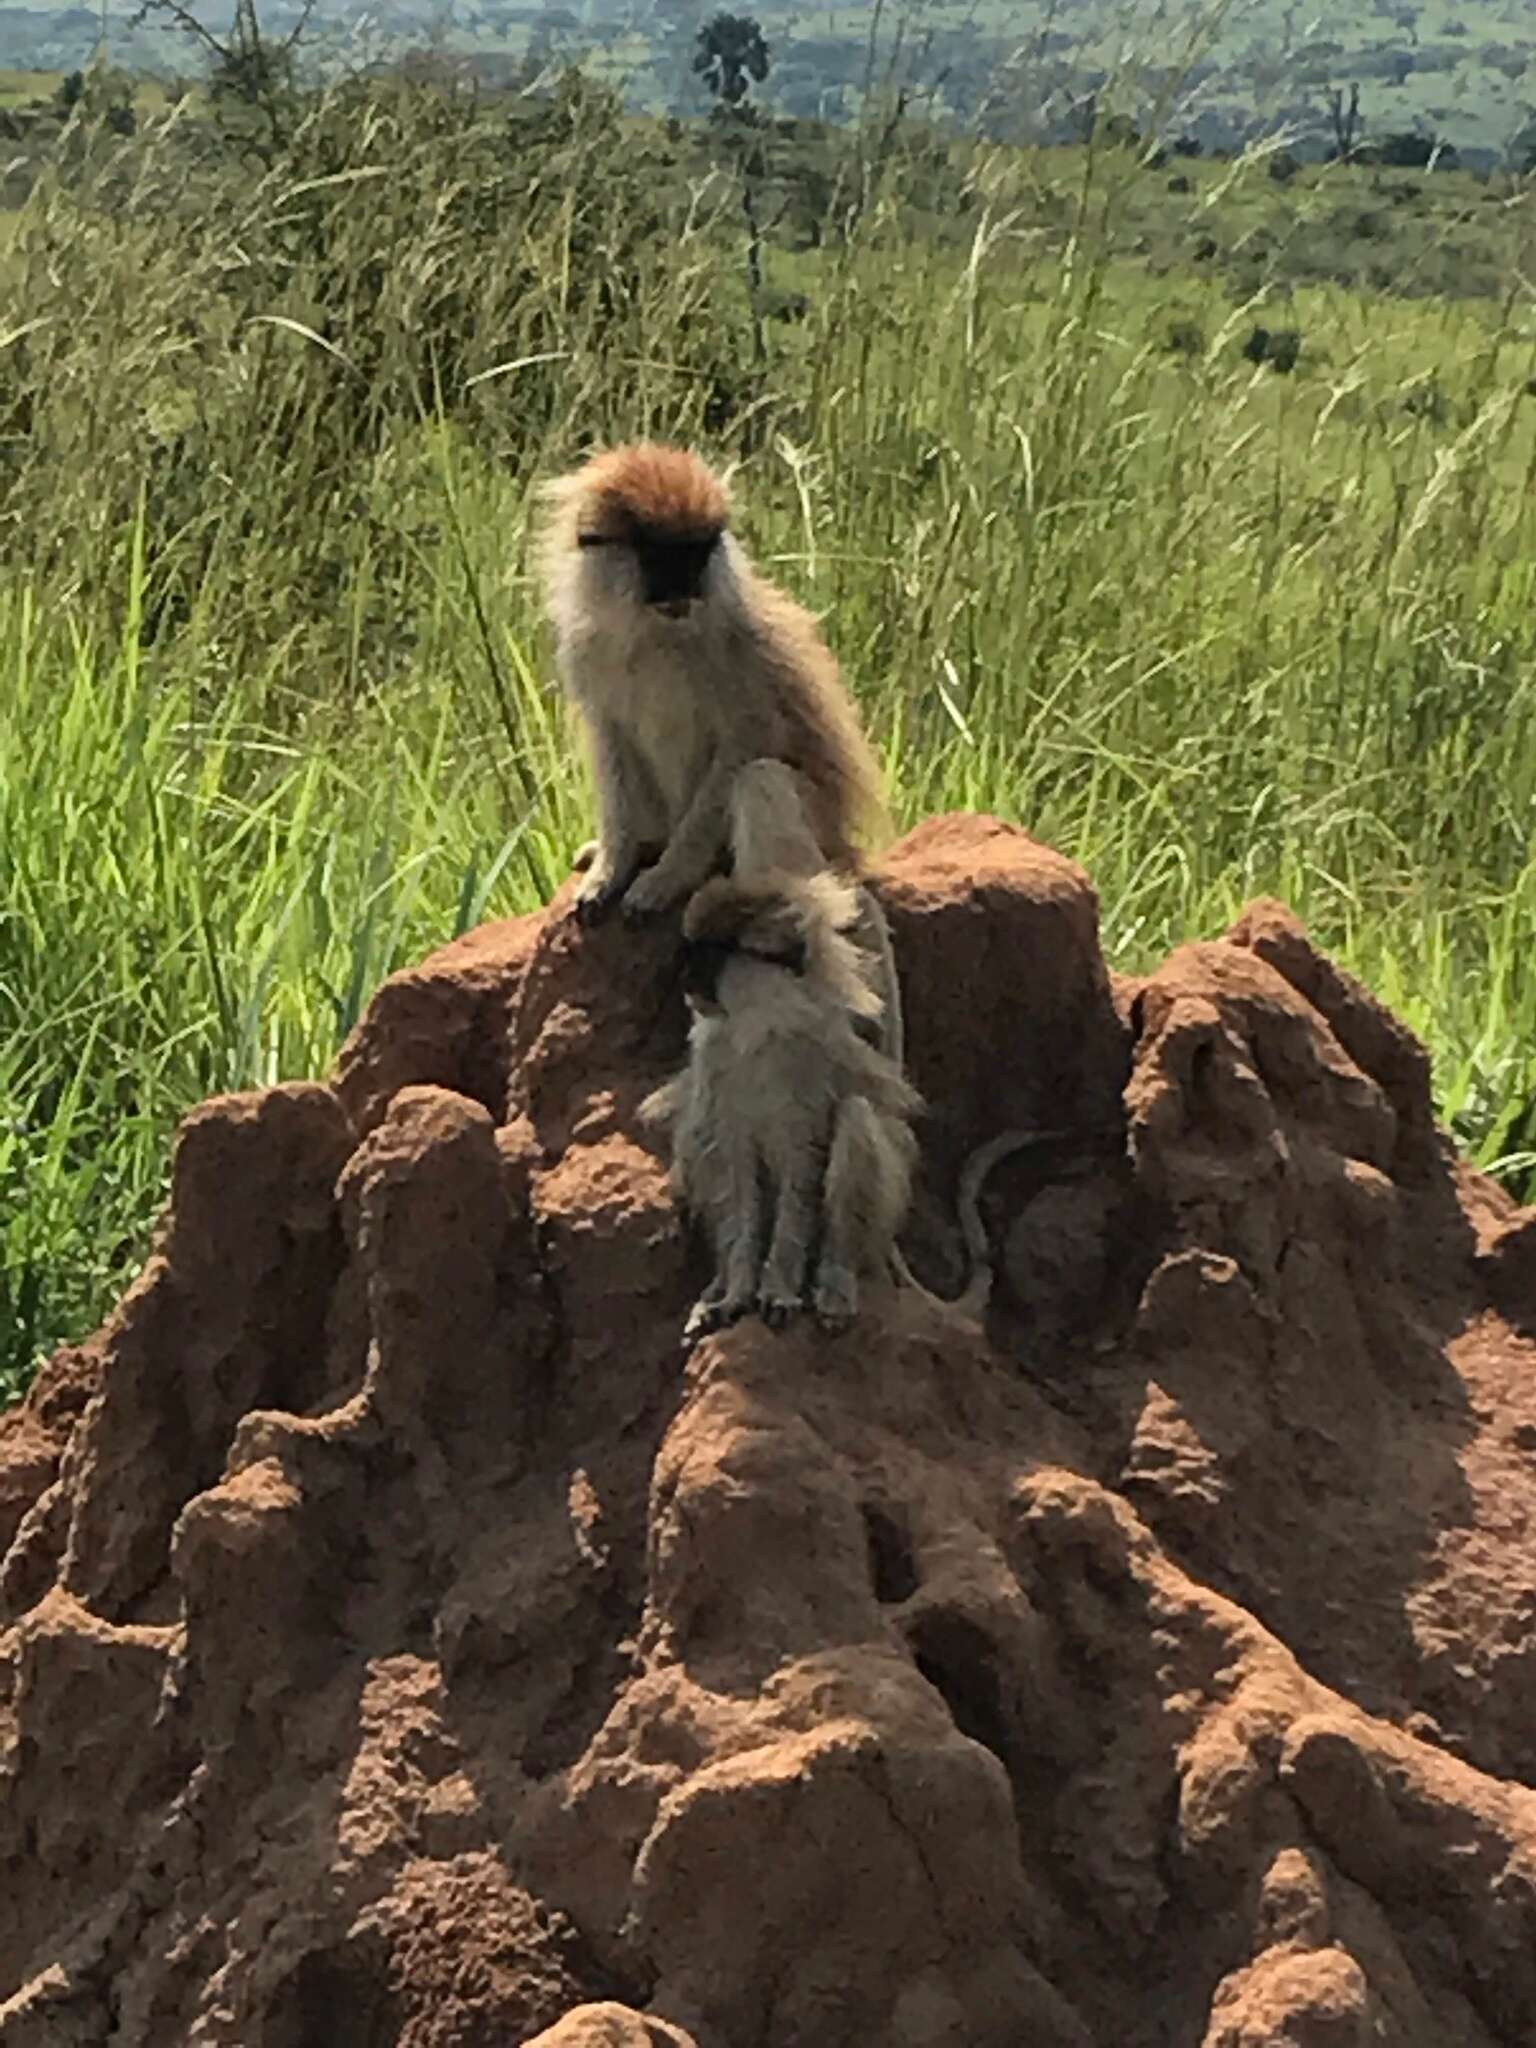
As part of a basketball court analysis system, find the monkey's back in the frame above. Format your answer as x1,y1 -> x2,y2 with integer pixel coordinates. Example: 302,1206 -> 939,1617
735,570 -> 888,872
698,969 -> 915,1163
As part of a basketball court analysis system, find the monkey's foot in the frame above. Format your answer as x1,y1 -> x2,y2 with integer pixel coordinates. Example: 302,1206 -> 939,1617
758,1291 -> 803,1332
683,1299 -> 724,1345
683,1290 -> 752,1347
813,1266 -> 859,1333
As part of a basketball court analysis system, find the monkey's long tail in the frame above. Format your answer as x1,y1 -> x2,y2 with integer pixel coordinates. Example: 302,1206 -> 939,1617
891,1124 -> 1094,1322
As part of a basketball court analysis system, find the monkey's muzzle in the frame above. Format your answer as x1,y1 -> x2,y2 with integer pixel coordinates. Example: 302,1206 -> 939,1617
638,534 -> 717,613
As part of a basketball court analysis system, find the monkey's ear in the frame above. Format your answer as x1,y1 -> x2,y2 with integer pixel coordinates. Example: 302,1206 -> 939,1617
534,472 -> 583,548
536,452 -> 612,525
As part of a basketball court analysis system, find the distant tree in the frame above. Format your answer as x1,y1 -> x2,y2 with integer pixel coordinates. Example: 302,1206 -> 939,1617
1098,111 -> 1141,151
52,65 -> 138,133
1328,81 -> 1363,162
131,0 -> 314,154
692,12 -> 771,110
691,11 -> 774,377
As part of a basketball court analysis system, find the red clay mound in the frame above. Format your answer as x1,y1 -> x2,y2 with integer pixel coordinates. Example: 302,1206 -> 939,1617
4,817 -> 1536,2047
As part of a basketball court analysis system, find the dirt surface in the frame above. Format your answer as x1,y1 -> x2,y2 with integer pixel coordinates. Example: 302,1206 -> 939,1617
5,816 -> 1536,2046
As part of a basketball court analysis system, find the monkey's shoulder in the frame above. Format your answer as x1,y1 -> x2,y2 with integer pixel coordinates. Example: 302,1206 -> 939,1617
705,989 -> 891,1087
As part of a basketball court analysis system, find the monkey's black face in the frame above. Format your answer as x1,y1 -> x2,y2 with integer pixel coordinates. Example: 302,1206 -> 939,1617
578,527 -> 721,617
637,535 -> 718,614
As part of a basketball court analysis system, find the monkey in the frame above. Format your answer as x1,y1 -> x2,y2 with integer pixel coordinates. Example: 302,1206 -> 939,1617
642,853 -> 920,1342
538,441 -> 887,928
643,861 -> 1074,1342
642,760 -> 1079,1342
725,763 -> 1103,1311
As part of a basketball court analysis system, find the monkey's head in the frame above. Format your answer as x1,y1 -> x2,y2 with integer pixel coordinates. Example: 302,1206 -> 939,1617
679,872 -> 882,1027
541,442 -> 733,630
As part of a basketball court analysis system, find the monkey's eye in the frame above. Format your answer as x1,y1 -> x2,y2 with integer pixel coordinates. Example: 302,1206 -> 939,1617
576,533 -> 617,550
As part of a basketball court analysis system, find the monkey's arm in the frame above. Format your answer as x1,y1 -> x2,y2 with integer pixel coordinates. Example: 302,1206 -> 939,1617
619,747 -> 741,923
757,1116 -> 824,1328
576,718 -> 660,925
639,1075 -> 685,1131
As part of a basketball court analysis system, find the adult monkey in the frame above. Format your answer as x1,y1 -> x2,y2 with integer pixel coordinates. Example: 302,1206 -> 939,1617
538,441 -> 887,932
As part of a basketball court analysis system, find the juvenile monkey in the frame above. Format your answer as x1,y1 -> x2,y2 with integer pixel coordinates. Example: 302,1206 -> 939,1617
642,834 -> 920,1341
539,441 -> 887,927
645,761 -> 1044,1341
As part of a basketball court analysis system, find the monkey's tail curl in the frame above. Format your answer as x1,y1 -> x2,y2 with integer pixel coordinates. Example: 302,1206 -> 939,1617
891,1125 -> 1091,1323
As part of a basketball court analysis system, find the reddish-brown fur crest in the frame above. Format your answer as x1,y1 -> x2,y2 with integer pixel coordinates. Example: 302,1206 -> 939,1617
563,442 -> 731,544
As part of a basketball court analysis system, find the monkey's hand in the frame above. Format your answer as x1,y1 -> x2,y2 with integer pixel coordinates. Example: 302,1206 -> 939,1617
571,838 -> 599,874
618,861 -> 689,926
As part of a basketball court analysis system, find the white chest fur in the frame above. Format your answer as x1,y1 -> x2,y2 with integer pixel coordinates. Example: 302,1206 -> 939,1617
564,611 -> 728,819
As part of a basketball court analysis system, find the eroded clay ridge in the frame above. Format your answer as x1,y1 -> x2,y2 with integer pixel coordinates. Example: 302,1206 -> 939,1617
4,816 -> 1536,2047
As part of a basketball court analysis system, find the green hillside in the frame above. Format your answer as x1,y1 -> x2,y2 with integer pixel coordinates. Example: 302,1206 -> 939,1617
5,0 -> 1535,159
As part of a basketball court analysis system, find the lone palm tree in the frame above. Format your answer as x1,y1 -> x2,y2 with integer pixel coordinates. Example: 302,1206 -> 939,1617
692,11 -> 770,109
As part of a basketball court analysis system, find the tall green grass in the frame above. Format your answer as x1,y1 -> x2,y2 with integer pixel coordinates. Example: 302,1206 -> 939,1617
3,75 -> 1535,1397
